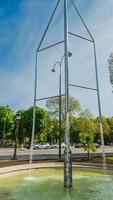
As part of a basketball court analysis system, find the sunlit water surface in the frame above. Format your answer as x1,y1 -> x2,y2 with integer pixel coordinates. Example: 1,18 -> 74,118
0,167 -> 113,200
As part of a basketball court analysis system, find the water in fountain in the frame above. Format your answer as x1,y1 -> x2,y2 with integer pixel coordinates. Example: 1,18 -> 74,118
0,168 -> 113,200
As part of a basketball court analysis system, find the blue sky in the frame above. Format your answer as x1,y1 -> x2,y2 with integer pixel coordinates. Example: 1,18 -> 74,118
0,0 -> 113,117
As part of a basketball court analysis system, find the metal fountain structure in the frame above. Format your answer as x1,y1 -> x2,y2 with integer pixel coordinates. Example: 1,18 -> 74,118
31,0 -> 105,189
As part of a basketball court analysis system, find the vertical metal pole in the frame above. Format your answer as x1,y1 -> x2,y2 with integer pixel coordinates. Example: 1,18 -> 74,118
64,0 -> 72,188
12,120 -> 20,160
30,0 -> 60,165
30,52 -> 37,164
59,63 -> 62,158
2,118 -> 6,148
93,42 -> 105,164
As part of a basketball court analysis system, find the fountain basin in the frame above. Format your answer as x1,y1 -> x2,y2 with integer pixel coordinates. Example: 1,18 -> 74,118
0,163 -> 113,200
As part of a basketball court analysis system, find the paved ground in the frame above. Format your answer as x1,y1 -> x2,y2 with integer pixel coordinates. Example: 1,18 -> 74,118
0,146 -> 113,160
0,146 -> 113,155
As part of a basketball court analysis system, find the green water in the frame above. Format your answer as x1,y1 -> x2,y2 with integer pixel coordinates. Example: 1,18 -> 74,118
0,168 -> 113,200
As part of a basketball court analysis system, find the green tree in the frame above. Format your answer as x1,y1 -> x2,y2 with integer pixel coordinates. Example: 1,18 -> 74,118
80,132 -> 96,160
106,117 -> 113,145
79,109 -> 94,119
46,117 -> 59,143
46,96 -> 80,119
69,113 -> 97,145
0,106 -> 14,142
20,107 -> 48,144
95,117 -> 110,145
77,117 -> 97,134
70,116 -> 80,144
46,96 -> 80,144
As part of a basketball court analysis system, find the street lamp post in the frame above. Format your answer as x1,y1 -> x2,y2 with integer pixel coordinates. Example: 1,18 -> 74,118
52,62 -> 62,158
12,113 -> 21,160
51,52 -> 72,159
2,118 -> 6,148
21,128 -> 26,150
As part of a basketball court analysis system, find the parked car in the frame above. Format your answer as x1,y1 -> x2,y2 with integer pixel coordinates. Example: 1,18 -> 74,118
74,143 -> 83,148
32,143 -> 40,149
24,143 -> 40,149
38,142 -> 50,149
61,143 -> 65,148
50,143 -> 65,149
25,142 -> 51,149
94,143 -> 100,148
24,144 -> 30,149
50,144 -> 59,148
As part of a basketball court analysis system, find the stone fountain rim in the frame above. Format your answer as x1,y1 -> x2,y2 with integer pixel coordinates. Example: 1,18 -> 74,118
0,162 -> 113,176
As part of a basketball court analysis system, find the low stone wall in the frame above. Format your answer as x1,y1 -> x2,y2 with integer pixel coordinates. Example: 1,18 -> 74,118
0,162 -> 113,176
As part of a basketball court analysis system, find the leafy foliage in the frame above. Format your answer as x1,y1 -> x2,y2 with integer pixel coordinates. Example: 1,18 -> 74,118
80,132 -> 96,160
46,96 -> 80,119
0,99 -> 113,148
0,106 -> 14,140
19,107 -> 48,143
79,109 -> 94,119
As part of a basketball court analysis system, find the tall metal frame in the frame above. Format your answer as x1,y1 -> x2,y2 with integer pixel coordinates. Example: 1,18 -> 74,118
31,0 -> 105,188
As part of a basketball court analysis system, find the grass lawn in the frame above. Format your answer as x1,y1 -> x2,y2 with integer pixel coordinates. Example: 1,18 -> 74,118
106,157 -> 113,161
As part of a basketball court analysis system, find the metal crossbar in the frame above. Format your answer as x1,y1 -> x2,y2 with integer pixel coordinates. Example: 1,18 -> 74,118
68,32 -> 93,43
69,83 -> 97,91
37,0 -> 61,52
38,40 -> 64,53
70,0 -> 94,42
36,94 -> 65,101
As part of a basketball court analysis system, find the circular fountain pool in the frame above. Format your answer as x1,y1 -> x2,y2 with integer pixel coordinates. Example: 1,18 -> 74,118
0,167 -> 113,200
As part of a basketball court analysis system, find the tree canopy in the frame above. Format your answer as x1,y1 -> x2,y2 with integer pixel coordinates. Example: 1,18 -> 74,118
0,98 -> 113,147
19,107 -> 49,143
46,96 -> 80,119
0,106 -> 14,140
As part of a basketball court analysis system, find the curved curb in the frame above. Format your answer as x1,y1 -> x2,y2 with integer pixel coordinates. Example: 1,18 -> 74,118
0,162 -> 113,176
0,163 -> 64,175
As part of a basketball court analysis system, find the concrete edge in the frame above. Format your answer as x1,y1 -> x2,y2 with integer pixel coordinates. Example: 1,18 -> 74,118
0,162 -> 113,176
0,163 -> 63,175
